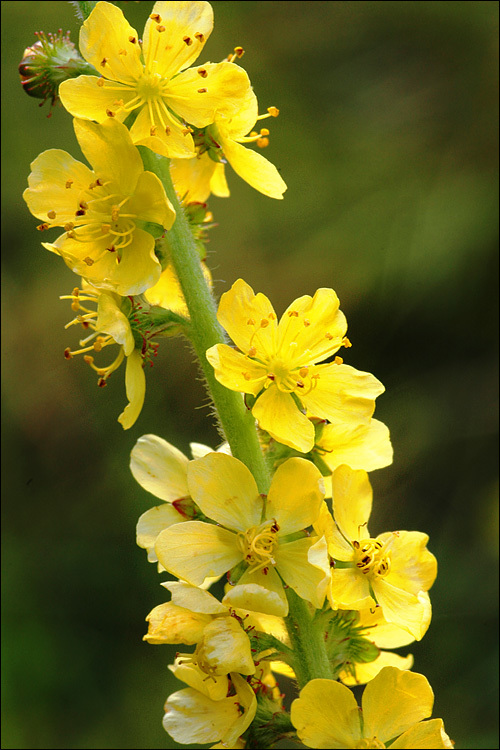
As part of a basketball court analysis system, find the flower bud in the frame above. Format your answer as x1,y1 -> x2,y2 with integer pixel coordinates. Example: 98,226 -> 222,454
19,30 -> 96,114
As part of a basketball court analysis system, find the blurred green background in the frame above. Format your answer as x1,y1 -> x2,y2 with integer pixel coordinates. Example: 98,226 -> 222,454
1,1 -> 498,748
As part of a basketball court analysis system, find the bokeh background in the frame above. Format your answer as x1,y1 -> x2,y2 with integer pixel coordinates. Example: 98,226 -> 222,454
2,1 -> 498,748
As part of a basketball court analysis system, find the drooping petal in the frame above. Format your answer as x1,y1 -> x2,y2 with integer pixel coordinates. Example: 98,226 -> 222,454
266,457 -> 324,534
301,362 -> 384,426
127,169 -> 175,229
79,1 -> 143,83
390,718 -> 454,749
216,279 -> 278,358
142,1 -> 213,80
215,86 -> 259,141
380,531 -> 437,595
201,618 -> 255,675
136,503 -> 185,562
167,62 -> 252,129
130,434 -> 189,501
252,387 -> 316,453
143,601 -> 212,645
118,349 -> 146,429
73,118 -> 143,195
220,673 -> 257,747
210,162 -> 230,197
170,153 -> 218,203
276,536 -> 330,608
206,344 -> 267,397
23,149 -> 94,223
373,578 -> 431,641
276,288 -> 346,364
187,453 -> 262,532
357,605 -> 417,650
222,566 -> 288,617
96,292 -> 135,355
330,465 -> 373,543
163,581 -> 228,615
340,651 -> 414,687
59,76 -> 136,123
155,521 -> 242,585
220,136 -> 287,199
291,678 -> 362,748
313,502 -> 353,561
362,667 -> 434,743
328,567 -> 374,610
318,418 -> 393,476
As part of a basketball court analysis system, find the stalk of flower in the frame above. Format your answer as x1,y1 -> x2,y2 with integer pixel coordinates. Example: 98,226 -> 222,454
154,452 -> 331,617
23,117 -> 175,295
58,1 -> 255,160
206,279 -> 385,454
317,465 -> 437,640
290,666 -> 453,749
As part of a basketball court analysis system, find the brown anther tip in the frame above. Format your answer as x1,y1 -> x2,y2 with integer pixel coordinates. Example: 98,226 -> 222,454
75,209 -> 86,217
64,348 -> 73,359
65,180 -> 74,188
197,68 -> 208,78
260,318 -> 269,328
194,32 -> 205,42
165,126 -> 171,135
118,48 -> 127,55
334,356 -> 343,365
183,36 -> 193,46
197,88 -> 207,93
79,201 -> 88,210
106,109 -> 115,117
150,126 -> 157,136
267,106 -> 280,117
100,57 -> 108,67
36,223 -> 49,231
128,36 -> 137,44
83,355 -> 94,364
156,25 -> 165,32
97,78 -> 105,87
97,377 -> 107,388
149,13 -> 161,22
83,256 -> 94,266
234,46 -> 244,57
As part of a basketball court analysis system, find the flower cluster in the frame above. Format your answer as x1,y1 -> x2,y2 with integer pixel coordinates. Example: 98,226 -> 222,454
22,1 -> 453,748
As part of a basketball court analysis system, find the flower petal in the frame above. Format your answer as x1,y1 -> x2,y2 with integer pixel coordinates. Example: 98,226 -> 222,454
381,531 -> 437,595
252,387 -> 315,453
202,618 -> 255,675
330,465 -> 373,543
301,362 -> 385,426
155,521 -> 241,585
266,457 -> 324,534
206,344 -> 267,396
130,434 -> 189,501
142,1 -> 213,80
143,602 -> 212,645
362,667 -> 434,743
216,279 -> 278,358
170,153 -> 217,203
187,453 -> 262,532
128,169 -> 175,229
390,718 -> 454,749
373,578 -> 432,641
79,1 -> 142,83
59,76 -> 136,123
276,536 -> 329,608
291,678 -> 361,748
96,292 -> 135,355
340,651 -> 414,687
169,660 -> 228,701
328,567 -> 374,610
118,349 -> 145,429
220,136 -> 287,199
163,581 -> 228,615
314,502 -> 353,561
129,103 -> 196,159
136,503 -> 184,562
222,566 -> 288,617
318,418 -> 393,475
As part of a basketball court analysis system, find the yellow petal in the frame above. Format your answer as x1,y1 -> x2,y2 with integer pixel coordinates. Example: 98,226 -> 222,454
276,536 -> 329,608
220,136 -> 287,199
390,718 -> 454,749
142,0 -> 213,80
276,288 -> 346,364
252,387 -> 315,453
130,434 -> 189,501
23,149 -> 94,223
266,457 -> 324,534
206,343 -> 267,396
380,531 -> 437,595
118,349 -> 145,429
340,651 -> 414,687
356,605 -> 417,649
187,453 -> 261,532
222,566 -> 288,617
216,279 -> 278,358
128,169 -> 175,229
291,678 -> 361,748
318,418 -> 393,474
59,76 -> 135,123
170,153 -> 217,203
328,568 -> 374,610
136,503 -> 184,562
301,362 -> 384,426
96,292 -> 134,355
221,673 -> 257,747
73,118 -> 143,195
143,602 -> 212,645
201,618 -> 255,675
362,667 -> 434,743
155,521 -> 241,585
372,578 -> 432,641
313,502 -> 353,561
210,162 -> 230,197
130,104 -> 196,159
169,660 -> 228,701
79,1 -> 142,82
330,465 -> 373,542
215,86 -> 259,140
163,581 -> 228,615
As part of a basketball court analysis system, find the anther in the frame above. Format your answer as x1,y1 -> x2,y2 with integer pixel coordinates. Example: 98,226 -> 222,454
288,310 -> 299,318
150,126 -> 157,136
79,201 -> 88,210
75,209 -> 86,217
183,36 -> 193,46
325,332 -> 334,340
128,36 -> 137,44
165,126 -> 171,135
36,223 -> 49,231
342,337 -> 352,348
106,109 -> 115,118
118,48 -> 127,55
83,257 -> 94,266
299,367 -> 309,378
194,32 -> 205,42
65,179 -> 73,188
97,78 -> 105,87
150,13 -> 161,22
260,318 -> 269,328
234,46 -> 244,57
247,318 -> 255,326
197,68 -> 208,78
100,58 -> 108,67
156,25 -> 166,32
64,347 -> 73,359
64,222 -> 74,231
243,372 -> 252,381
197,88 -> 207,93
248,346 -> 257,357
334,356 -> 343,365
268,106 -> 279,117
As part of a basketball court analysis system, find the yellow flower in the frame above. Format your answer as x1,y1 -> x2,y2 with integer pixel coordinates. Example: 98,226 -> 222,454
290,667 -> 453,749
24,118 -> 175,295
131,434 -> 229,567
144,257 -> 212,314
206,279 -> 385,453
154,453 -> 330,616
163,671 -> 256,747
58,1 -> 252,159
170,93 -> 287,200
317,465 -> 437,640
61,285 -> 148,429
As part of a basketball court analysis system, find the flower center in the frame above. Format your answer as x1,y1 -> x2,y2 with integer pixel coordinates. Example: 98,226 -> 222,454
136,71 -> 164,101
353,538 -> 391,579
238,520 -> 280,573
356,739 -> 386,749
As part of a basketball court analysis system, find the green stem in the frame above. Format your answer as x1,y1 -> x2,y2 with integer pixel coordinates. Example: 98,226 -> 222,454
284,587 -> 333,688
138,148 -> 271,494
